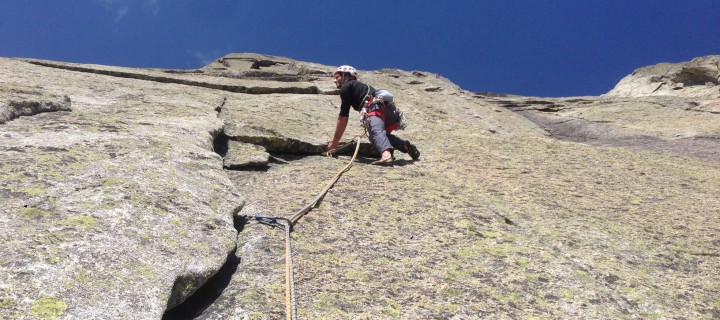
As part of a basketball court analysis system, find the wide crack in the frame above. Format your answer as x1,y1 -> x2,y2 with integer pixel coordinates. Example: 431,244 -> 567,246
160,118 -> 383,318
159,126 -> 345,318
161,216 -> 248,320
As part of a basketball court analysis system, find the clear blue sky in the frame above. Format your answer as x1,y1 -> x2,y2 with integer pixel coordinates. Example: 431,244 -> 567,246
1,1 -> 718,97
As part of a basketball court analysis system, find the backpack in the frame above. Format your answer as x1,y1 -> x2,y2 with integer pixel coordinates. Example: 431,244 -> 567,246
362,89 -> 408,130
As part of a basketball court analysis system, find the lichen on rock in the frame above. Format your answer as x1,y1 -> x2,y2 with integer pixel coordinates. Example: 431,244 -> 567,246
0,83 -> 71,124
30,296 -> 68,320
2,54 -> 719,320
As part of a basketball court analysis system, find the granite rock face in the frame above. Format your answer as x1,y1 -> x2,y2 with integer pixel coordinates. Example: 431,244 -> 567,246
0,58 -> 242,319
0,83 -> 71,124
1,53 -> 719,319
606,55 -> 720,99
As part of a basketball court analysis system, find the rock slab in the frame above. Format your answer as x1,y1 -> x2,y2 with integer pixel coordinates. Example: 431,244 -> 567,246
1,53 -> 719,319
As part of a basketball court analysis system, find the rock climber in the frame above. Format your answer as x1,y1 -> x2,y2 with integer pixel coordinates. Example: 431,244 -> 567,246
327,65 -> 420,165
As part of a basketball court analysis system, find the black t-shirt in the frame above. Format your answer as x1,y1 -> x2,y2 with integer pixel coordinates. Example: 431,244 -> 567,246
339,79 -> 375,117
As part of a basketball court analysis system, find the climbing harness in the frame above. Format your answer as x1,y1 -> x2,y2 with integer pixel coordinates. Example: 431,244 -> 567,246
254,130 -> 366,320
360,89 -> 407,131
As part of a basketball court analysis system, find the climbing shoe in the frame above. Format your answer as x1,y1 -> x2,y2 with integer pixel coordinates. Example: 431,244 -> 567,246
405,141 -> 420,161
371,157 -> 395,166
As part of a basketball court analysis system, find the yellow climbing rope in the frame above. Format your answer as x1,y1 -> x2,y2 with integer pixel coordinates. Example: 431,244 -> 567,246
255,131 -> 365,320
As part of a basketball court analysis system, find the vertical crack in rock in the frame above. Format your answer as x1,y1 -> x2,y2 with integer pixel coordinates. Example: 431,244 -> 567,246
215,97 -> 227,115
161,217 -> 248,319
212,130 -> 230,159
161,250 -> 241,320
160,121 -> 250,319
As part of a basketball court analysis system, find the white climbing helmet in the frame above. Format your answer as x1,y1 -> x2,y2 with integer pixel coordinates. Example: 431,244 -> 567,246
333,65 -> 357,78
